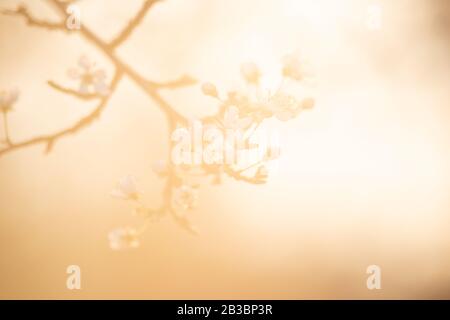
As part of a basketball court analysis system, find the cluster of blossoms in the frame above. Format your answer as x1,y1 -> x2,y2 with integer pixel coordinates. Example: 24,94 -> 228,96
109,173 -> 199,250
109,53 -> 315,250
0,3 -> 319,252
197,52 -> 314,177
0,1 -> 316,251
0,89 -> 19,113
202,52 -> 314,123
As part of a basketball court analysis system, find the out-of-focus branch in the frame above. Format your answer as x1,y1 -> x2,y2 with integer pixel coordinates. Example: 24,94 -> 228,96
47,80 -> 102,100
47,0 -> 193,125
1,0 -> 210,236
0,0 -> 196,148
108,0 -> 161,49
0,71 -> 123,157
1,5 -> 66,31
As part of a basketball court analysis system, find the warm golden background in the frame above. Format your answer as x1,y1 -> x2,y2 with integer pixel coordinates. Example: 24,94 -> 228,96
0,0 -> 449,299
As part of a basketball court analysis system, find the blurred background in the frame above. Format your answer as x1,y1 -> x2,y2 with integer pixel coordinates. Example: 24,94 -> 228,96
0,0 -> 449,299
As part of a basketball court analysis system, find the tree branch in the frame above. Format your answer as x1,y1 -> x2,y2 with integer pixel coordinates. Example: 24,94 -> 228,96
108,0 -> 161,49
1,1 -> 196,126
0,0 -> 201,161
47,80 -> 102,100
47,0 -> 192,125
1,5 -> 67,31
0,71 -> 123,157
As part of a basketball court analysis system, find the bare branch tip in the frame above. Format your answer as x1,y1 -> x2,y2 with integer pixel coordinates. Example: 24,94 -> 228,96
47,80 -> 102,100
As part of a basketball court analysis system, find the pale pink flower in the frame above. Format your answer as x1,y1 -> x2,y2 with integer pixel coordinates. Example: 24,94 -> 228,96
0,89 -> 19,113
68,55 -> 109,96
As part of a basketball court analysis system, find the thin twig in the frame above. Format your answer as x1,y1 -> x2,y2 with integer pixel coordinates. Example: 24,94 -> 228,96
1,2 -> 196,119
1,6 -> 67,31
0,71 -> 123,156
108,0 -> 161,49
0,1 -> 197,157
47,80 -> 102,100
47,0 -> 192,124
0,0 -> 224,236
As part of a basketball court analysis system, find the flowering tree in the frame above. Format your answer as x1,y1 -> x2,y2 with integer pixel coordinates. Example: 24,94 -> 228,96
0,0 -> 314,249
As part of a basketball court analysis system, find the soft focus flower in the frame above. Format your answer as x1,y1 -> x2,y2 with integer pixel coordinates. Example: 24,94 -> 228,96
282,53 -> 307,81
67,55 -> 109,96
240,62 -> 261,84
201,82 -> 218,98
266,92 -> 302,121
108,227 -> 140,250
0,89 -> 19,113
222,106 -> 252,130
110,175 -> 140,201
172,185 -> 198,211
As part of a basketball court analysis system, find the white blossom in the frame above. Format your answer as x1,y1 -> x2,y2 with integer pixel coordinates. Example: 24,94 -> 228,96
0,89 -> 19,113
68,55 -> 109,96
